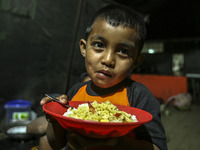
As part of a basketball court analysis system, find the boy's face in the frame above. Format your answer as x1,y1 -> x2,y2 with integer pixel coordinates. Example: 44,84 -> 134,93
80,19 -> 143,88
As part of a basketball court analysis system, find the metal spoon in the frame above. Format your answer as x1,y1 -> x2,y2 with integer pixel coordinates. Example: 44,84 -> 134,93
44,94 -> 73,108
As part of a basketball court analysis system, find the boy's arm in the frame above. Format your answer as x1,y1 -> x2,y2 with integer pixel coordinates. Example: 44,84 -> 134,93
46,115 -> 67,150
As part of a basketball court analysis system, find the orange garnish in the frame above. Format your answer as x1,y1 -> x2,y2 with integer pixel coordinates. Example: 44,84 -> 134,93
114,113 -> 121,118
88,101 -> 95,114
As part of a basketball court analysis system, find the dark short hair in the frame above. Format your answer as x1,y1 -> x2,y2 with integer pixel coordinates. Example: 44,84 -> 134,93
85,5 -> 147,53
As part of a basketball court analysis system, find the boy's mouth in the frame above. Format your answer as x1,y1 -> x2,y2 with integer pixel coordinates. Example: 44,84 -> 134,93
96,70 -> 112,77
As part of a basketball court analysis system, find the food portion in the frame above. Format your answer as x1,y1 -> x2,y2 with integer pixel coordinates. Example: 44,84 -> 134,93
63,101 -> 138,123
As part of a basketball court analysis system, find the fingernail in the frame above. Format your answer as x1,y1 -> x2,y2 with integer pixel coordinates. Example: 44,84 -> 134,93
60,98 -> 67,103
40,101 -> 44,105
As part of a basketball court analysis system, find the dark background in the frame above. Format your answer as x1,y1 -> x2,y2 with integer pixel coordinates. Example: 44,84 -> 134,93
0,0 -> 200,116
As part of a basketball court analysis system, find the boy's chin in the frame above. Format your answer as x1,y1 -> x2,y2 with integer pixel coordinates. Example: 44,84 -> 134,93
93,81 -> 119,89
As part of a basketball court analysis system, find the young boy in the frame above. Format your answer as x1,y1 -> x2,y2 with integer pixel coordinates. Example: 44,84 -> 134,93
41,5 -> 167,150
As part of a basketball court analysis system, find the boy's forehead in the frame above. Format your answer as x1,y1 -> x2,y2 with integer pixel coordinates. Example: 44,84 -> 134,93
89,20 -> 139,44
90,19 -> 137,37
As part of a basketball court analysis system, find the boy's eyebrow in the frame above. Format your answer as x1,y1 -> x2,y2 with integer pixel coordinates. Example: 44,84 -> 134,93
119,42 -> 135,49
90,35 -> 106,42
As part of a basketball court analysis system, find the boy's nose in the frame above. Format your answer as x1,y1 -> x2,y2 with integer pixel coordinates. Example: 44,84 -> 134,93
101,50 -> 115,68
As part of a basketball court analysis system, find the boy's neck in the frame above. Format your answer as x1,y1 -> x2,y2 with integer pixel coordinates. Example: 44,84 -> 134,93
90,78 -> 128,95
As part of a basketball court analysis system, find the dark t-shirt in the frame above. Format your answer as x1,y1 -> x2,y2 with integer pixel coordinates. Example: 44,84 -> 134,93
67,78 -> 167,150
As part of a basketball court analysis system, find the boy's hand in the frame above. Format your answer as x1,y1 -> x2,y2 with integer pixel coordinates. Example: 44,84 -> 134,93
40,94 -> 68,124
67,132 -> 118,150
40,94 -> 68,105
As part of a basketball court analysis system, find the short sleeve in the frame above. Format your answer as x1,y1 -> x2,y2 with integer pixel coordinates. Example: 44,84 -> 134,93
127,81 -> 168,150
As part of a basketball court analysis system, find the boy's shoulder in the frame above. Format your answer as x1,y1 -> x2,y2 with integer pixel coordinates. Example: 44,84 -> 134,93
67,80 -> 91,100
125,78 -> 148,90
126,78 -> 159,107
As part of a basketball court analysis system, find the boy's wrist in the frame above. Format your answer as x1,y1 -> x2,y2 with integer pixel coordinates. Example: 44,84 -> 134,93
45,113 -> 56,123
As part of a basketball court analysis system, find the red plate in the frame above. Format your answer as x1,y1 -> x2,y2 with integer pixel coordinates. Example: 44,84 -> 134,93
43,101 -> 153,138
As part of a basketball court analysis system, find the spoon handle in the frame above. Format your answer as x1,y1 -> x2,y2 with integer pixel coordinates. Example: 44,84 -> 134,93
44,94 -> 73,108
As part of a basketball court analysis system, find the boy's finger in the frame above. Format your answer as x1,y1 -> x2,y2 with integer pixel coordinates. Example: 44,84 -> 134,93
40,97 -> 52,105
58,94 -> 68,104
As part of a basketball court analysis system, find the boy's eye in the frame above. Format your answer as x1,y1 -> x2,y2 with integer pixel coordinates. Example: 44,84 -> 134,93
92,42 -> 104,48
118,49 -> 131,57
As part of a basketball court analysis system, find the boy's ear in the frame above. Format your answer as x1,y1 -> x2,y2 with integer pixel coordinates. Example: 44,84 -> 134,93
80,39 -> 87,57
133,54 -> 145,70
